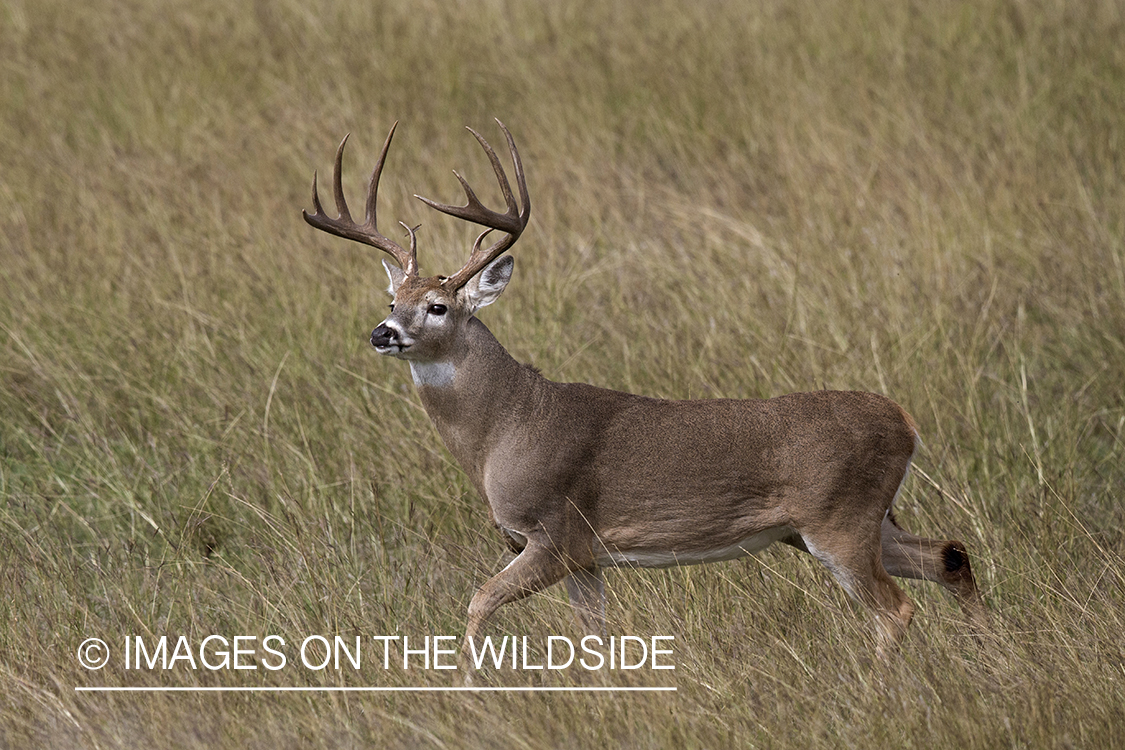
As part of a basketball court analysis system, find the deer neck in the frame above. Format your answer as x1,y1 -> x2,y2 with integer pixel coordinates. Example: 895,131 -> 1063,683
409,317 -> 538,488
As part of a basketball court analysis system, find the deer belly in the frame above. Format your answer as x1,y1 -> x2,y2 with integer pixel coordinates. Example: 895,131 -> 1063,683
593,525 -> 794,569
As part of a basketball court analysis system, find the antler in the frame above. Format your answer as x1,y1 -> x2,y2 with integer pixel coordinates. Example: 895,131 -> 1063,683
415,119 -> 530,291
303,122 -> 419,276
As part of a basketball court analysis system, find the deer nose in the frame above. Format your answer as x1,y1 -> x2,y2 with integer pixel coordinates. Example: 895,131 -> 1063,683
371,323 -> 397,348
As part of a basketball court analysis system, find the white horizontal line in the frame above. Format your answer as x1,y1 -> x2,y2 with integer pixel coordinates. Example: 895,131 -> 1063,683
76,686 -> 676,693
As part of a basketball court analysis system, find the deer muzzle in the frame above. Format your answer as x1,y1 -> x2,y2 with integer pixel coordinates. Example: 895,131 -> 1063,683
370,323 -> 400,351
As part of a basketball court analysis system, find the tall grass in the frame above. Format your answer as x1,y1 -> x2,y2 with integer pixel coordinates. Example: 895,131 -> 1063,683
2,0 -> 1124,746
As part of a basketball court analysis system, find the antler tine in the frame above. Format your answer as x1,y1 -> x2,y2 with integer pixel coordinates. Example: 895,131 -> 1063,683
332,133 -> 354,223
415,119 -> 530,291
493,120 -> 531,229
399,221 -> 420,257
303,122 -> 418,276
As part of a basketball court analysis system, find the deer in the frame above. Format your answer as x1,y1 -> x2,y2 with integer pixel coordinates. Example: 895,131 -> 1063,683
302,120 -> 989,663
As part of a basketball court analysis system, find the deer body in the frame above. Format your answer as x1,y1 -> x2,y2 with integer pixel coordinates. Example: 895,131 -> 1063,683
304,121 -> 988,660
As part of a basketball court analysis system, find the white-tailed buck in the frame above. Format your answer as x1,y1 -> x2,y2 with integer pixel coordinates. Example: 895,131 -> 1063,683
303,121 -> 988,658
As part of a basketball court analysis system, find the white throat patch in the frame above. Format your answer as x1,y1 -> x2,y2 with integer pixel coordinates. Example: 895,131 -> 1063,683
410,361 -> 456,388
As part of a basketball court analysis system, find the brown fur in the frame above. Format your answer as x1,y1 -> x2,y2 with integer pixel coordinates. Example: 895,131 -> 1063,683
305,122 -> 989,663
406,314 -> 987,655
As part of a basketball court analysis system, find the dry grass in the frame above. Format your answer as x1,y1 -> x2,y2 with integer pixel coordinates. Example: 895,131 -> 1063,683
2,0 -> 1124,747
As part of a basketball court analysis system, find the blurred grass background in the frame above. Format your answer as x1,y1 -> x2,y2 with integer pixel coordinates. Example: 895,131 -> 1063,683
2,0 -> 1124,746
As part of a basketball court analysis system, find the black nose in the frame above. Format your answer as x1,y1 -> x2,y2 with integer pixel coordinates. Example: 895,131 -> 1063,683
371,324 -> 397,348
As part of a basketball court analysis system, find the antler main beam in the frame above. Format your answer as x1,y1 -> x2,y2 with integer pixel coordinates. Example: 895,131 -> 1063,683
303,122 -> 418,276
415,119 -> 530,291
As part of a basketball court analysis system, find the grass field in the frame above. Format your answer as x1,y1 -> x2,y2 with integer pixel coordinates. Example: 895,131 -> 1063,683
2,0 -> 1124,746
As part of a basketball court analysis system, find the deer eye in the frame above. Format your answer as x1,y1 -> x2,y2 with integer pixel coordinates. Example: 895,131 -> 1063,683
428,303 -> 448,316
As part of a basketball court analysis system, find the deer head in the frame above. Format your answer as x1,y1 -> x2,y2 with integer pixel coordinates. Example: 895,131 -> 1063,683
302,120 -> 530,364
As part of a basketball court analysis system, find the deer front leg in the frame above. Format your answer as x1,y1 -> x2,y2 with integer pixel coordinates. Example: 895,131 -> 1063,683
565,567 -> 605,636
463,540 -> 571,661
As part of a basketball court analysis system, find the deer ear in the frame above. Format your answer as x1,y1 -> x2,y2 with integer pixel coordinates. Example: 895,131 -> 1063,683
382,258 -> 407,295
462,255 -> 514,311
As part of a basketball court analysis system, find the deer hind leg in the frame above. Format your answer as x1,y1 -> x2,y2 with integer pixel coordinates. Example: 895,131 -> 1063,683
801,529 -> 916,659
565,567 -> 605,637
880,514 -> 990,628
